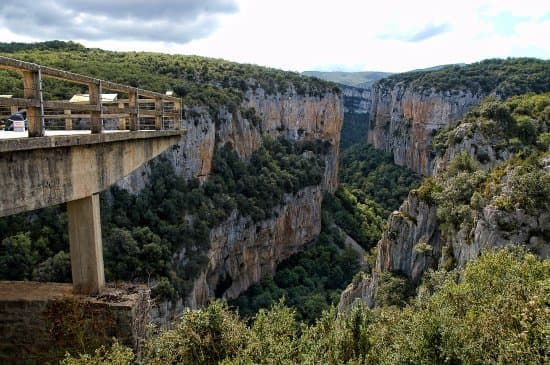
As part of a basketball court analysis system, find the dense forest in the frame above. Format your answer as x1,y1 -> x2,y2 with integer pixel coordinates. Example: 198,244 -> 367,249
378,58 -> 550,97
63,248 -> 549,365
0,41 -> 338,119
339,106 -> 370,149
232,142 -> 420,322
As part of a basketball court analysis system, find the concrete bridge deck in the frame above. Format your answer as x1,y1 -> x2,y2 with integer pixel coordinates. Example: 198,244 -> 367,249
0,56 -> 186,296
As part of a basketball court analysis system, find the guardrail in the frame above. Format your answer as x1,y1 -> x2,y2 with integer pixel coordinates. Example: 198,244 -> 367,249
0,56 -> 183,137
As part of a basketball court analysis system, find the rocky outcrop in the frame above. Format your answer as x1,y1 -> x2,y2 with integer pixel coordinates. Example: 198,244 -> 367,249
121,88 -> 343,192
375,193 -> 443,283
368,84 -> 483,175
187,186 -> 322,307
340,94 -> 550,311
341,86 -> 371,115
341,181 -> 549,309
337,272 -> 372,311
119,86 -> 342,317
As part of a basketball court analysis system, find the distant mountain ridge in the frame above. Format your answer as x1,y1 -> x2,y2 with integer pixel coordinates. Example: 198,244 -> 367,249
303,64 -> 469,90
302,71 -> 392,89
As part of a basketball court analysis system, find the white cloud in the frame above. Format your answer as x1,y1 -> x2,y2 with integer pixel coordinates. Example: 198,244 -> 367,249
0,0 -> 548,72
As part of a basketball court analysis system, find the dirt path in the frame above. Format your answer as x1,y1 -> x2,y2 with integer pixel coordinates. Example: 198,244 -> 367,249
333,225 -> 367,270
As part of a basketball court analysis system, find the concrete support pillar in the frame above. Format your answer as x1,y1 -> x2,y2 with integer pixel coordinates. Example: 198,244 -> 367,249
89,82 -> 102,134
67,194 -> 105,295
23,70 -> 44,137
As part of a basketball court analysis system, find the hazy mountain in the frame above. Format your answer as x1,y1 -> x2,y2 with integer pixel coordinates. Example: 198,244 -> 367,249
302,71 -> 392,89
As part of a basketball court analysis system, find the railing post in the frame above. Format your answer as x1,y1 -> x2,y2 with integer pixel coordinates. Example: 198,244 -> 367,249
89,82 -> 102,133
175,99 -> 182,130
64,110 -> 72,130
118,101 -> 126,130
155,97 -> 162,130
23,70 -> 44,137
129,90 -> 138,131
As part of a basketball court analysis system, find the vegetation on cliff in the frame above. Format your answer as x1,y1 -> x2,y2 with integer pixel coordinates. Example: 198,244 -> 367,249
0,137 -> 326,300
419,93 -> 549,238
64,249 -> 550,365
232,142 -> 420,322
378,58 -> 550,97
0,41 -> 339,118
340,109 -> 369,150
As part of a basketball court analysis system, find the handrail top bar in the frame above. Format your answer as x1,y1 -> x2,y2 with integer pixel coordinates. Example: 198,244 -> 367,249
0,56 -> 180,102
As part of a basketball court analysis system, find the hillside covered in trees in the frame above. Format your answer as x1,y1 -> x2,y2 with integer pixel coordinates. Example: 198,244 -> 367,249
0,42 -> 548,364
377,58 -> 550,97
62,91 -> 549,365
64,248 -> 549,365
0,41 -> 338,115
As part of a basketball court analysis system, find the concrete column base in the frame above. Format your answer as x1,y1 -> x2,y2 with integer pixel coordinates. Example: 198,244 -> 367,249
67,194 -> 105,295
0,282 -> 150,364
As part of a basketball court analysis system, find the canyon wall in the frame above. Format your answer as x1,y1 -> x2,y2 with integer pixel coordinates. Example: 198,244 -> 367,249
119,86 -> 343,318
341,86 -> 371,115
367,83 -> 483,175
187,186 -> 322,307
121,88 -> 342,192
340,95 -> 549,310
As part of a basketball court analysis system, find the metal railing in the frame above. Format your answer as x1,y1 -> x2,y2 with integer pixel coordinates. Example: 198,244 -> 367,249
0,56 -> 183,137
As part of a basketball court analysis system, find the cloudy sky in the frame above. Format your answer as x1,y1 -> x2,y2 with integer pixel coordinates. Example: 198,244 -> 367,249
0,0 -> 548,72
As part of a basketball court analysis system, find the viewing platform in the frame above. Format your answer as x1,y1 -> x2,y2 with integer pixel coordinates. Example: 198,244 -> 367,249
0,56 -> 186,296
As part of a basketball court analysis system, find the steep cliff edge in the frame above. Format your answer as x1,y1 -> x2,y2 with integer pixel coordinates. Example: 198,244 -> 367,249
367,59 -> 550,176
133,87 -> 343,317
121,88 -> 342,192
187,186 -> 322,307
341,93 -> 550,309
368,85 -> 481,175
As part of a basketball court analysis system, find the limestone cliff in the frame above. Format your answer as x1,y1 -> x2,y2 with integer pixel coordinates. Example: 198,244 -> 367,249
341,86 -> 371,115
122,88 -> 342,192
187,186 -> 322,307
366,59 -> 550,176
121,86 -> 342,319
340,94 -> 549,310
368,83 -> 482,175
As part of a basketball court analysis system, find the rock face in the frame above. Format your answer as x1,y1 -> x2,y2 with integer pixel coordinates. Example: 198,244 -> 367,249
376,193 -> 443,283
340,96 -> 549,310
367,84 -> 483,175
341,182 -> 549,309
119,86 -> 343,317
341,86 -> 372,115
121,88 -> 342,192
187,186 -> 323,307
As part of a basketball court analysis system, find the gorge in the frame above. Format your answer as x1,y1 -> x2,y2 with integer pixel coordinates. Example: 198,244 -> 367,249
0,42 -> 548,364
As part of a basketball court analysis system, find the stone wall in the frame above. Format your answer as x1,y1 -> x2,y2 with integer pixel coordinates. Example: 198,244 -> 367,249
0,282 -> 150,364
